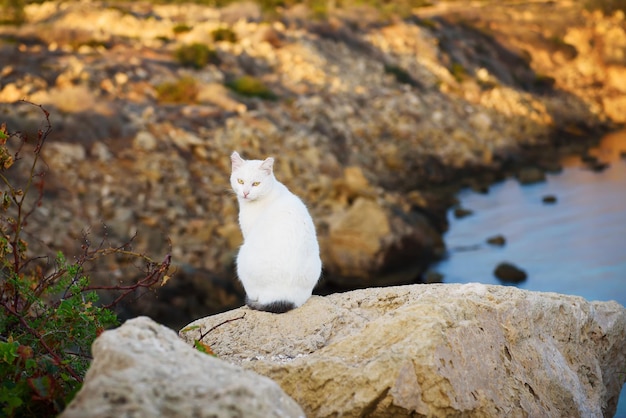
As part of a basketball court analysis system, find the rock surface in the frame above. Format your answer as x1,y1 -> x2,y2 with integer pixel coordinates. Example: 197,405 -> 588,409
180,284 -> 626,417
61,316 -> 305,418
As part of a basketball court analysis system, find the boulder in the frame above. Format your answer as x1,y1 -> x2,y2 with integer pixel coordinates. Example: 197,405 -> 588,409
320,197 -> 444,288
61,317 -> 305,418
180,284 -> 626,418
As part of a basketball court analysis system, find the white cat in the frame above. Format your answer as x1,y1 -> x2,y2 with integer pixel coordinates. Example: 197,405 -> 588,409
230,151 -> 322,313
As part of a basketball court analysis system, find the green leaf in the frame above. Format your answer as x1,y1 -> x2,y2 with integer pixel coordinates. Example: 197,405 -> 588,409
0,385 -> 23,415
193,340 -> 216,356
0,341 -> 19,363
24,359 -> 37,371
181,325 -> 200,333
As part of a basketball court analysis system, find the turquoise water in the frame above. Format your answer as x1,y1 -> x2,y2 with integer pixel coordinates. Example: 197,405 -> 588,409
433,131 -> 626,416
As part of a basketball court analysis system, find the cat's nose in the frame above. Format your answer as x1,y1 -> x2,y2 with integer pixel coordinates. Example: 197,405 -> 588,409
243,191 -> 249,198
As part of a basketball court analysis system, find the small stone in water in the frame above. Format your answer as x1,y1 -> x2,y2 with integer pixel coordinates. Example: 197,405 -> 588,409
453,207 -> 473,219
581,153 -> 598,164
580,153 -> 610,172
494,262 -> 527,283
486,235 -> 506,246
542,195 -> 557,204
587,161 -> 609,172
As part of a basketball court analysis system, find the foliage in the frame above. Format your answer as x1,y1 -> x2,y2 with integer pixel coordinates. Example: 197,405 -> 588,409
155,76 -> 199,104
0,0 -> 26,25
175,42 -> 219,69
172,23 -> 193,35
251,0 -> 434,19
211,26 -> 237,43
585,0 -> 626,13
413,16 -> 437,30
0,103 -> 172,416
450,62 -> 467,83
226,75 -> 278,100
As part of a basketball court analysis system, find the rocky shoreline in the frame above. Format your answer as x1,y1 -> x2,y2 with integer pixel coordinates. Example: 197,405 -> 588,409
1,0 -> 625,328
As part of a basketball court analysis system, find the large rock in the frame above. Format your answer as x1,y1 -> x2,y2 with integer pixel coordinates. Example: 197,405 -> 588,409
180,284 -> 626,417
61,317 -> 305,418
320,197 -> 444,288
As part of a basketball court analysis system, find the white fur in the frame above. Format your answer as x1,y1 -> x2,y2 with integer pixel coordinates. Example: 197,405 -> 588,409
230,151 -> 322,309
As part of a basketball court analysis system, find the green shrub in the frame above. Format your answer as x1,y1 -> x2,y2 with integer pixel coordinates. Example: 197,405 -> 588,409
173,23 -> 193,35
155,76 -> 199,104
0,103 -> 172,416
0,254 -> 119,416
211,27 -> 237,43
585,0 -> 626,13
226,75 -> 278,100
175,43 -> 219,69
450,62 -> 467,83
0,0 -> 26,25
413,17 -> 437,30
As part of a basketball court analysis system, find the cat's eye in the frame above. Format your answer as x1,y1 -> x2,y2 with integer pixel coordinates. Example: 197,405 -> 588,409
252,181 -> 260,187
237,179 -> 244,185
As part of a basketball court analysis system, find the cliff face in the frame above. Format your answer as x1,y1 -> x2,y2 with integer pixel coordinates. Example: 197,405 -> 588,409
62,284 -> 626,417
1,1 -> 625,327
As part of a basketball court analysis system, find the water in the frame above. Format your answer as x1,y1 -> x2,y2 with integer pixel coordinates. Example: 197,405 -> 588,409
433,130 -> 626,416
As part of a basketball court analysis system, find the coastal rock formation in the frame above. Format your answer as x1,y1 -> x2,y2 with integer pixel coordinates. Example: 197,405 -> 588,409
321,196 -> 445,288
60,316 -> 305,418
0,1 -> 624,326
180,284 -> 626,417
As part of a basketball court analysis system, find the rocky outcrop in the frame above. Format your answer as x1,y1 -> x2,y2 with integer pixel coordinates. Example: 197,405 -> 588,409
321,194 -> 445,288
61,316 -> 305,418
180,284 -> 626,417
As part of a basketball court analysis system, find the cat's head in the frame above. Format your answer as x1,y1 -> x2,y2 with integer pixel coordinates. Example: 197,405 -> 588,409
230,151 -> 276,201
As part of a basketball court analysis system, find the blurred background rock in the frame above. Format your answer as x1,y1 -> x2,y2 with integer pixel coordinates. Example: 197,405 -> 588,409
1,0 -> 624,329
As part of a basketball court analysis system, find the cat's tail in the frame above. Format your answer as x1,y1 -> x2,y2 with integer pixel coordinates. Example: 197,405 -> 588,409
246,298 -> 296,314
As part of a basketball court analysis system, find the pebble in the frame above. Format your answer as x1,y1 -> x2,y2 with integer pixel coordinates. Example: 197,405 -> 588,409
494,262 -> 528,283
542,195 -> 557,204
486,235 -> 506,246
453,207 -> 474,219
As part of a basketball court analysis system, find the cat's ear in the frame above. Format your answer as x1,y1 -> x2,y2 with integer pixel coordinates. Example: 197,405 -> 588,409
260,157 -> 274,174
231,151 -> 244,170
